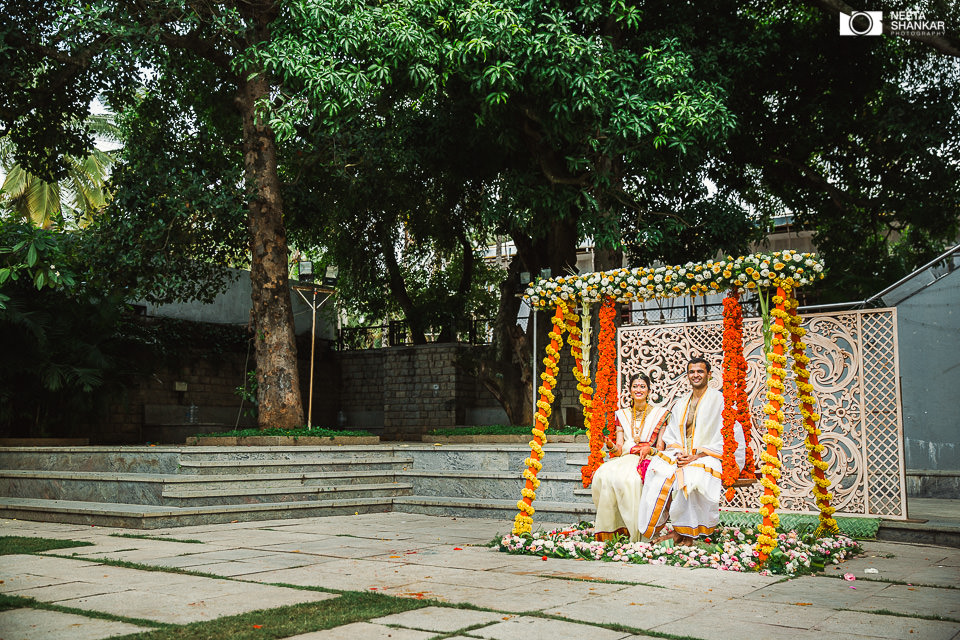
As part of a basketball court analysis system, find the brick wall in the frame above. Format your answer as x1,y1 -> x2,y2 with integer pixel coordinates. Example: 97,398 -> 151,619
96,326 -> 340,445
337,344 -> 511,440
98,347 -> 253,444
96,325 -> 575,443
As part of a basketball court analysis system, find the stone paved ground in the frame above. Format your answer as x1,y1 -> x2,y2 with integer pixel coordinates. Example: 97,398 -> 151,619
1,513 -> 959,639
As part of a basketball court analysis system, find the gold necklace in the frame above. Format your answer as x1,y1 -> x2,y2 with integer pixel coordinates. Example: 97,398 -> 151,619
631,402 -> 650,441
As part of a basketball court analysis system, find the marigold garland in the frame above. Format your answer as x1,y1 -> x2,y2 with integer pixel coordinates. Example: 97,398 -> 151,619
513,302 -> 566,535
721,292 -> 747,500
581,296 -> 618,487
756,286 -> 789,562
785,294 -> 840,536
565,307 -> 595,478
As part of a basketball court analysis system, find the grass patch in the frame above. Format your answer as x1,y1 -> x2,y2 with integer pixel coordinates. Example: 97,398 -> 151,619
841,607 -> 960,623
52,554 -> 238,580
428,424 -> 585,436
0,536 -> 93,555
192,426 -> 373,438
718,512 -> 881,539
0,593 -> 169,627
110,534 -> 204,544
547,574 -> 665,588
109,590 -> 429,640
820,573 -> 960,590
521,610 -> 703,640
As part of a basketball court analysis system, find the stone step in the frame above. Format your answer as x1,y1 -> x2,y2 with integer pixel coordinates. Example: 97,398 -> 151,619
396,444 -> 586,473
392,496 -> 594,523
0,446 -> 413,474
0,496 -> 393,529
161,482 -> 413,507
176,458 -> 414,475
178,446 -> 405,462
0,447 -> 183,473
396,471 -> 593,503
0,470 -> 408,505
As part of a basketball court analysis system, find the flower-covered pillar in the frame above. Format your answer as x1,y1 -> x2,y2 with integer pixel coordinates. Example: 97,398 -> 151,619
756,287 -> 789,562
581,297 -> 617,487
513,302 -> 566,535
720,290 -> 757,501
785,292 -> 839,536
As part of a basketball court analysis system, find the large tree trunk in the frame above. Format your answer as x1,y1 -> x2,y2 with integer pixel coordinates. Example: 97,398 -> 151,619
479,213 -> 579,425
479,258 -> 531,424
381,238 -> 428,344
237,70 -> 304,429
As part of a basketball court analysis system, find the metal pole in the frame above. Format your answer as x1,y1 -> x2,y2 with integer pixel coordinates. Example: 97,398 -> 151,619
531,306 -> 537,429
307,288 -> 317,430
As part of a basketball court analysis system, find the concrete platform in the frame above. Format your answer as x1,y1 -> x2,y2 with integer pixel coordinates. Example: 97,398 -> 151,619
2,445 -> 958,548
2,513 -> 959,640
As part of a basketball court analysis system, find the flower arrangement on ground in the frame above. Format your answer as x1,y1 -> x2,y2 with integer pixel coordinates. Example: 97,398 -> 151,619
496,521 -> 861,577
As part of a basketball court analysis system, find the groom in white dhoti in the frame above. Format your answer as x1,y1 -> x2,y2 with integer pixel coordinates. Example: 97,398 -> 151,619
636,357 -> 744,545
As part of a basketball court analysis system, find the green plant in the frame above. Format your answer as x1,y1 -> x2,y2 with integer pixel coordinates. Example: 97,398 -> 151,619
234,370 -> 258,418
0,536 -> 93,555
193,426 -> 374,439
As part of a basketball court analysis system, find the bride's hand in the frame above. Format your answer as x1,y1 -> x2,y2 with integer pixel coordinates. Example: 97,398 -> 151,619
630,444 -> 652,459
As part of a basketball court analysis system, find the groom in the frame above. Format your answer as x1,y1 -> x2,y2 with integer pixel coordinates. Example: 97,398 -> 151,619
636,357 -> 744,545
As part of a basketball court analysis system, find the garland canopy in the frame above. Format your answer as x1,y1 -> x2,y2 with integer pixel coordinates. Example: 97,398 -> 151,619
523,250 -> 825,308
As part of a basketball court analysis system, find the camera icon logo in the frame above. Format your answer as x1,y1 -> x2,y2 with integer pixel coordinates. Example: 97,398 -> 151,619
840,11 -> 883,36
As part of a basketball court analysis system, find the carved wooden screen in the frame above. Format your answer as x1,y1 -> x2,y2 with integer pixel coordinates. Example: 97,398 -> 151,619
618,308 -> 907,519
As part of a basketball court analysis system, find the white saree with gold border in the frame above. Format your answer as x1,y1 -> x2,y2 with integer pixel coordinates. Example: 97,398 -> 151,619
591,404 -> 669,542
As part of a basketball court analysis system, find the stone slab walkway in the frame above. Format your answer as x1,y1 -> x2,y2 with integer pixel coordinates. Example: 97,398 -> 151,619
1,513 -> 959,639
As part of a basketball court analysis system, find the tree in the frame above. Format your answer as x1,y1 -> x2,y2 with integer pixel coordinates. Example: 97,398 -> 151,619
661,0 -> 960,301
282,90 -> 505,344
1,0 -> 306,428
0,219 -> 158,437
0,114 -> 118,229
258,0 -> 743,424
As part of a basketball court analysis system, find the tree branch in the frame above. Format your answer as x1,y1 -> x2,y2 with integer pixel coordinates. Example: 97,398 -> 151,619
768,154 -> 874,210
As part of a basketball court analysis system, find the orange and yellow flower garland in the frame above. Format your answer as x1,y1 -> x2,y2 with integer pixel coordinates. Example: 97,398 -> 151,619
721,292 -> 745,501
513,302 -> 566,535
785,295 -> 839,536
756,287 -> 789,562
565,307 -> 595,477
582,297 -> 617,487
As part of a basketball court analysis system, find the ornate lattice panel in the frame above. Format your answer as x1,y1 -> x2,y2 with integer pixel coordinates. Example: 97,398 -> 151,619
618,309 -> 906,519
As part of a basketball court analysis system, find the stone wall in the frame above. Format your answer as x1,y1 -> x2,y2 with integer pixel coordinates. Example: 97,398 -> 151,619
97,328 -> 567,443
99,347 -> 254,444
337,344 -> 513,440
98,329 -> 340,445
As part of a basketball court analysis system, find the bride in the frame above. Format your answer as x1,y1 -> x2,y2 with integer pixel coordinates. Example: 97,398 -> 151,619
591,372 -> 670,542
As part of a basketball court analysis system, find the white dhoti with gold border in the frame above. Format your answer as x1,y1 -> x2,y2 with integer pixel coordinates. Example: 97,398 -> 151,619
635,388 -> 744,540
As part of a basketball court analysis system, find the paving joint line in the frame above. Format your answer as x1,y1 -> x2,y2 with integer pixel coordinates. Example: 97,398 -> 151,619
838,607 -> 960,624
0,593 -> 171,630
